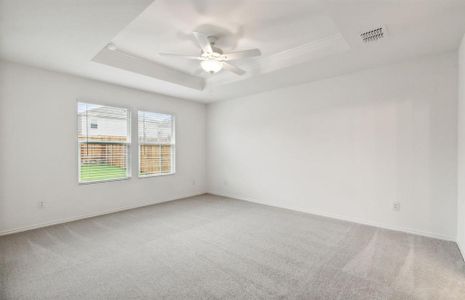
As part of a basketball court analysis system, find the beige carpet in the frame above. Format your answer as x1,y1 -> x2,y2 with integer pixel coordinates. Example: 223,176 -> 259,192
1,194 -> 464,299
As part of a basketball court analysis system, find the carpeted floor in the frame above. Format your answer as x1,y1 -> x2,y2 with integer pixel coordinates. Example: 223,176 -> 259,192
1,194 -> 464,299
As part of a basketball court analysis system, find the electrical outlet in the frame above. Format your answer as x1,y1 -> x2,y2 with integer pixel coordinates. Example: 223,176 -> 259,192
393,201 -> 400,212
39,201 -> 46,209
192,180 -> 196,186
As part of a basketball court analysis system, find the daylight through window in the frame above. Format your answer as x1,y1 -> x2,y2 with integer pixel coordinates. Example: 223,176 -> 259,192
77,102 -> 130,183
138,111 -> 175,177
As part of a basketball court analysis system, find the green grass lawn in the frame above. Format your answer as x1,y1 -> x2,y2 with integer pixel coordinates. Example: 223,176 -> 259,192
80,164 -> 127,182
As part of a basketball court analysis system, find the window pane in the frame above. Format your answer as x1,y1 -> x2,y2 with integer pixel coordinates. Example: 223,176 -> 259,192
80,143 -> 128,181
138,111 -> 175,176
78,102 -> 129,143
78,102 -> 130,183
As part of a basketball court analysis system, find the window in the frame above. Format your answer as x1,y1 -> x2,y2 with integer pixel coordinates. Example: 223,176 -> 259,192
138,111 -> 175,177
77,102 -> 130,183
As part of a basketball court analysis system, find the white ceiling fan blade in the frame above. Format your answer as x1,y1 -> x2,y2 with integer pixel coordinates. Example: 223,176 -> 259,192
159,52 -> 201,60
223,49 -> 261,60
223,62 -> 246,75
193,69 -> 204,76
193,32 -> 213,54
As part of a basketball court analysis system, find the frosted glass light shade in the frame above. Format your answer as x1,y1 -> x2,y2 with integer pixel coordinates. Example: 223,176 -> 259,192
200,59 -> 223,73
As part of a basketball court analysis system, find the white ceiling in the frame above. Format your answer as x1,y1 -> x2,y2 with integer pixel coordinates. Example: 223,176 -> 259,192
105,0 -> 348,87
1,0 -> 465,103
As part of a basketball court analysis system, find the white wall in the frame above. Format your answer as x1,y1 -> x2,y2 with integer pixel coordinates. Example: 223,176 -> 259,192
207,52 -> 458,240
0,61 -> 206,234
1,52 -> 460,242
458,35 -> 465,256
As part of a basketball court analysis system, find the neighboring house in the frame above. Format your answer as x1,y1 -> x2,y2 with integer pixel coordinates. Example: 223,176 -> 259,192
77,105 -> 174,175
78,105 -> 173,143
78,105 -> 129,141
78,105 -> 129,170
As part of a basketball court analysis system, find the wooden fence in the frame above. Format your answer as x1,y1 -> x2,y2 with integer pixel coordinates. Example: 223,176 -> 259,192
80,143 -> 127,168
80,141 -> 172,174
140,144 -> 172,174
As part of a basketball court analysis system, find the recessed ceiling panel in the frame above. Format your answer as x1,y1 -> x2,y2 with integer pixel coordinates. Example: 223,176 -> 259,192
3,0 -> 465,102
92,47 -> 205,90
99,0 -> 350,89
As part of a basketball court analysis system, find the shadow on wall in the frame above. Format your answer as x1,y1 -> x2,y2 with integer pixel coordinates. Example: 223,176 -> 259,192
207,53 -> 457,239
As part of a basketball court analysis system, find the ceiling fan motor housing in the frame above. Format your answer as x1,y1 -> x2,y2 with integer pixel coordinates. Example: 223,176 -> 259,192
211,46 -> 223,55
159,32 -> 260,76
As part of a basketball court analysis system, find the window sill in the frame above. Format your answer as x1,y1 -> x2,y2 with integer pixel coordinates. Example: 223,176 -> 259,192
138,172 -> 176,179
78,177 -> 131,185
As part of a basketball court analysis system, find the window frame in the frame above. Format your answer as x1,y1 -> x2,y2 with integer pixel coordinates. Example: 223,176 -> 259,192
137,110 -> 176,178
76,100 -> 132,184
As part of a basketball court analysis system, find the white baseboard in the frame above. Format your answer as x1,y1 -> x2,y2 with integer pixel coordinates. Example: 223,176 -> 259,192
0,193 -> 207,236
208,191 -> 455,242
458,241 -> 465,262
2,191 -> 457,244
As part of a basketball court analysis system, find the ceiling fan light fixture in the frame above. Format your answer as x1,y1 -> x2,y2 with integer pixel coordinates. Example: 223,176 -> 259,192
200,59 -> 223,73
159,32 -> 259,76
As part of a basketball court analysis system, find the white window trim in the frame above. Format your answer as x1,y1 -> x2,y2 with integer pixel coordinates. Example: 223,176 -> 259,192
76,101 -> 132,184
137,111 -> 176,178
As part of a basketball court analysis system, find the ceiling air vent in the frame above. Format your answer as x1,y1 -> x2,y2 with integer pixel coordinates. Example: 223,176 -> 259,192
360,25 -> 387,43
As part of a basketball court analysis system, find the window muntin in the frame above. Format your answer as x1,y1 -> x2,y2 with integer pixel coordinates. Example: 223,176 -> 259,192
138,111 -> 175,177
77,102 -> 130,183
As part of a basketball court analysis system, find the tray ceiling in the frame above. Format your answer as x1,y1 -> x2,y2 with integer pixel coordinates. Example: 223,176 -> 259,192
2,0 -> 465,102
94,0 -> 350,91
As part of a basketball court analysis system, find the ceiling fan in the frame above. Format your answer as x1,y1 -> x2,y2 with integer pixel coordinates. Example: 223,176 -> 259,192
159,32 -> 261,75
